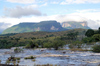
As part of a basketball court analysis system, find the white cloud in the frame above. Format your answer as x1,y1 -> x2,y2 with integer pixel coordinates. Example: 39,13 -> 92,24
40,3 -> 48,7
4,5 -> 42,18
76,9 -> 99,13
71,11 -> 100,21
51,2 -> 59,4
6,0 -> 36,4
1,9 -> 100,29
61,0 -> 100,5
0,22 -> 11,32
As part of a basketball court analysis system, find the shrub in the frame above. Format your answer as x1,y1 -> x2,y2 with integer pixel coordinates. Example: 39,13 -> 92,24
25,41 -> 39,48
69,41 -> 82,49
82,37 -> 94,43
24,56 -> 36,59
14,48 -> 23,53
92,45 -> 100,53
92,34 -> 100,42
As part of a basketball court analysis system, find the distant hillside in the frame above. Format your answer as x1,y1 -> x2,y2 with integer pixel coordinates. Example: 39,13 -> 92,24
62,21 -> 90,29
2,21 -> 66,34
12,28 -> 87,39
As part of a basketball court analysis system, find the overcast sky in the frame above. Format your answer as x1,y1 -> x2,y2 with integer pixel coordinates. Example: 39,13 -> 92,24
0,0 -> 100,30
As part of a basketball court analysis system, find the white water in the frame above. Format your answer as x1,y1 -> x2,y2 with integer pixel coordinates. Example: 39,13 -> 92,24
0,49 -> 100,66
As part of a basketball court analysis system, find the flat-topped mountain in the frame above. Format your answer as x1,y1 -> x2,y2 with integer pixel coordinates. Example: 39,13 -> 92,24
62,21 -> 90,29
2,21 -> 66,34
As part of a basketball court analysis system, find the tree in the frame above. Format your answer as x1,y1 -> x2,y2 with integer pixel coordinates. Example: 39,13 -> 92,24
53,40 -> 66,50
98,27 -> 100,34
92,34 -> 100,41
69,41 -> 82,49
82,37 -> 93,43
15,38 -> 20,42
67,32 -> 79,40
92,45 -> 100,53
85,29 -> 94,37
25,41 -> 38,48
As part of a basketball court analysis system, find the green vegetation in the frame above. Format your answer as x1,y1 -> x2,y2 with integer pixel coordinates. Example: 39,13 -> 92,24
6,56 -> 20,65
85,29 -> 94,37
14,48 -> 23,53
0,28 -> 86,49
84,27 -> 100,43
82,27 -> 100,52
24,56 -> 36,59
1,27 -> 100,53
92,45 -> 100,53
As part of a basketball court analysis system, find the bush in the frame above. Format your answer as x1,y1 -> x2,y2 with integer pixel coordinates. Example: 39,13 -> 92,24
85,29 -> 94,37
92,45 -> 100,53
82,37 -> 94,43
92,34 -> 100,42
14,48 -> 23,53
25,41 -> 39,48
52,40 -> 66,50
69,41 -> 82,49
24,56 -> 36,59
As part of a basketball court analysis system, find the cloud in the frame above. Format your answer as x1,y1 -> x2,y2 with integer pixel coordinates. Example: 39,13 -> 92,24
0,22 -> 11,29
76,9 -> 100,13
4,6 -> 42,18
1,9 -> 100,29
87,20 -> 100,29
6,0 -> 36,4
71,10 -> 100,21
51,2 -> 59,4
61,0 -> 100,5
0,22 -> 11,33
55,15 -> 87,22
40,3 -> 48,7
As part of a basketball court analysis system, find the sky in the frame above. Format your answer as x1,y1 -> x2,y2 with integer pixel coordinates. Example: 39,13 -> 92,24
0,0 -> 100,31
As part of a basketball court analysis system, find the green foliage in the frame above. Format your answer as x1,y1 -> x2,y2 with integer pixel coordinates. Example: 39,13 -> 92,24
15,38 -> 20,42
82,37 -> 94,43
92,34 -> 100,42
42,38 -> 66,50
24,56 -> 36,59
25,41 -> 39,48
6,56 -> 20,65
0,28 -> 86,49
69,41 -> 82,49
52,40 -> 66,50
43,42 -> 53,48
92,45 -> 100,53
0,40 -> 14,49
85,29 -> 94,37
67,32 -> 79,40
14,48 -> 23,53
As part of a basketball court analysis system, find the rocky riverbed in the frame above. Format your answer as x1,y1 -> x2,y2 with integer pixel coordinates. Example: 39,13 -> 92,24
0,48 -> 100,66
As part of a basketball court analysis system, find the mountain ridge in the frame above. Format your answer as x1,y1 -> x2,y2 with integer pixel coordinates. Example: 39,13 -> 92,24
62,21 -> 90,29
2,21 -> 66,34
2,20 -> 90,34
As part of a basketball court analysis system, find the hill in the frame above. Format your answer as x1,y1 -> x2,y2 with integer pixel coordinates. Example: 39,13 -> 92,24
12,28 -> 87,38
0,28 -> 87,49
62,21 -> 90,29
2,21 -> 66,34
